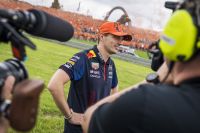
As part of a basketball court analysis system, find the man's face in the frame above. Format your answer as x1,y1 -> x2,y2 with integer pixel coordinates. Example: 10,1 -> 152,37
102,34 -> 123,54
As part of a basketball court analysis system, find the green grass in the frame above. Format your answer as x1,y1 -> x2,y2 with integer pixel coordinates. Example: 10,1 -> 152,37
71,38 -> 96,45
0,38 -> 151,133
135,49 -> 150,59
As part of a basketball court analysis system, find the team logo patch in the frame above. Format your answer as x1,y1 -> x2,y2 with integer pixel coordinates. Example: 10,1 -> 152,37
108,71 -> 113,79
70,58 -> 77,62
91,62 -> 99,70
87,50 -> 96,59
108,65 -> 112,71
73,55 -> 80,60
64,64 -> 72,69
67,60 -> 75,65
89,70 -> 101,79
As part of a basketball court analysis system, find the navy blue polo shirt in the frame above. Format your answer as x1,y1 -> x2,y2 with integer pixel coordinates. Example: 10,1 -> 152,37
59,45 -> 118,113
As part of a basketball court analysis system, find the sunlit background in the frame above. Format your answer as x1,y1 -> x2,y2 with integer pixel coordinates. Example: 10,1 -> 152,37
20,0 -> 179,30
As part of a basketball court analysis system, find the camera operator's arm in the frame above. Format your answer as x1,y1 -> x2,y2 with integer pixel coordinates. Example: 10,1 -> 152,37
82,61 -> 172,133
0,76 -> 15,133
48,69 -> 83,125
82,79 -> 145,133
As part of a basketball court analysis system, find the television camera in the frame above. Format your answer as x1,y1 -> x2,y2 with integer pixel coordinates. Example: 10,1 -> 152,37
0,8 -> 74,131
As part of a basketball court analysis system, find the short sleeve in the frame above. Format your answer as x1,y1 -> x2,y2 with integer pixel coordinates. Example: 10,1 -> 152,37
59,52 -> 85,80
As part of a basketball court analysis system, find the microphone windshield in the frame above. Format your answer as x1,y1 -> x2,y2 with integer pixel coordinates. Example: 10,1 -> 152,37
27,9 -> 74,42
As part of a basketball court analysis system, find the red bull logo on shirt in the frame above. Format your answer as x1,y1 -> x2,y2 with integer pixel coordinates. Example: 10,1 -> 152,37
87,50 -> 96,59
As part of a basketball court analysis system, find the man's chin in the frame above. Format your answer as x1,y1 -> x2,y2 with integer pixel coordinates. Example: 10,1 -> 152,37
108,48 -> 118,55
111,50 -> 117,54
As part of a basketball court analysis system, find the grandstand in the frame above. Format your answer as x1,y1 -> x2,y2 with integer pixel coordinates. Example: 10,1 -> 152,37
0,0 -> 160,50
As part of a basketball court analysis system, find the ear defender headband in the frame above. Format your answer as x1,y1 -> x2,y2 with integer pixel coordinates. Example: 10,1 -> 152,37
159,9 -> 200,61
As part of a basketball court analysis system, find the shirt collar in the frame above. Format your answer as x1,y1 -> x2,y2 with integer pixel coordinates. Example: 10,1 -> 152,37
93,45 -> 111,64
179,76 -> 200,87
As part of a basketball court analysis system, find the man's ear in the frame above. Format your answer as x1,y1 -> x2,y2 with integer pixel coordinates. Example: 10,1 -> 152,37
99,34 -> 104,41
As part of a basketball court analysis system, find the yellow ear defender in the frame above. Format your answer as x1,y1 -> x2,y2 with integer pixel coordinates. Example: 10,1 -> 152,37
159,9 -> 200,61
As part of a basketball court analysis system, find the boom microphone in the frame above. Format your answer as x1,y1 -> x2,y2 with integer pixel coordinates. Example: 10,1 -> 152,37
27,9 -> 74,42
0,8 -> 74,42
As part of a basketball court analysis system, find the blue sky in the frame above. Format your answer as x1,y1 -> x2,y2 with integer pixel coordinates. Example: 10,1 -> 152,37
20,0 -> 179,30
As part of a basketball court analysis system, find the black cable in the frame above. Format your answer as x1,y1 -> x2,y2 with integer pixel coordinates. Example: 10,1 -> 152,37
160,61 -> 174,83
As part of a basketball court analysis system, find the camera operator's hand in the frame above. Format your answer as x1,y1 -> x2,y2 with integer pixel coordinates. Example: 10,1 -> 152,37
0,116 -> 9,133
1,76 -> 15,100
0,76 -> 15,133
68,110 -> 84,125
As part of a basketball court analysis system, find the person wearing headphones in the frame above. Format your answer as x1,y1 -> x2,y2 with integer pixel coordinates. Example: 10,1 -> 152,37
82,0 -> 200,133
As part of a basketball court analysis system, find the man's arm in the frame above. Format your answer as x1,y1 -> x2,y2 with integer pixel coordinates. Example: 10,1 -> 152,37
82,81 -> 144,133
82,62 -> 170,132
48,69 -> 83,125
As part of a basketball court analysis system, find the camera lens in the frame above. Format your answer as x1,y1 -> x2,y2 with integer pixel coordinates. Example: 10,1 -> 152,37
0,58 -> 28,88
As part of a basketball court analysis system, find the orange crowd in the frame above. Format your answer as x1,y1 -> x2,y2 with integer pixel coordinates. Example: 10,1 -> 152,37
0,0 -> 160,50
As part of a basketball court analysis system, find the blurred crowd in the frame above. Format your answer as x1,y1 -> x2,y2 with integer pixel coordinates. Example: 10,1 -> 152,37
0,0 -> 160,50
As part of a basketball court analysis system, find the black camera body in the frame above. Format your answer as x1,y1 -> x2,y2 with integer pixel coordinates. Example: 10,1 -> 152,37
0,7 -> 73,132
147,40 -> 164,71
0,58 -> 44,131
165,1 -> 179,11
0,58 -> 28,90
0,7 -> 74,131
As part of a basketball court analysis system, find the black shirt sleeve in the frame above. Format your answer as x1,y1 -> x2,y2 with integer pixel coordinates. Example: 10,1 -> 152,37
111,62 -> 118,88
88,87 -> 146,133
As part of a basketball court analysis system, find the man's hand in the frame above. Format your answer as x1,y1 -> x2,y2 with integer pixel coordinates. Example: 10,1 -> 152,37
68,110 -> 84,125
1,76 -> 15,100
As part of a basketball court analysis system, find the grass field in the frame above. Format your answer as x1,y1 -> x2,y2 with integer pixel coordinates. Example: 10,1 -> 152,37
135,49 -> 150,59
0,38 -> 152,133
71,38 -> 96,46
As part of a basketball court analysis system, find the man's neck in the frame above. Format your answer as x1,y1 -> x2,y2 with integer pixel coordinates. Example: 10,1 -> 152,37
97,45 -> 110,62
173,58 -> 200,85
